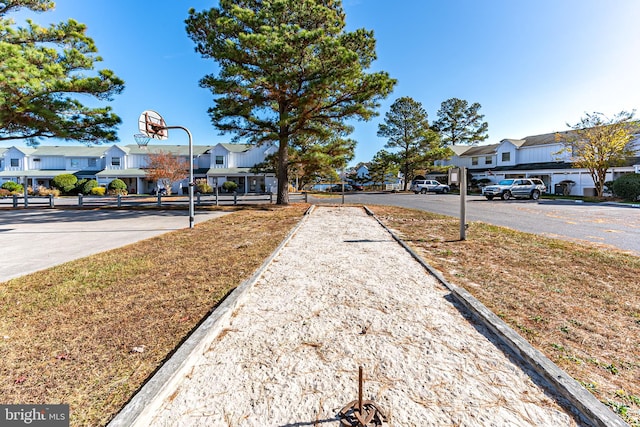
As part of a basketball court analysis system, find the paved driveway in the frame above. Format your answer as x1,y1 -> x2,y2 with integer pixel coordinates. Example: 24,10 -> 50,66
0,209 -> 228,282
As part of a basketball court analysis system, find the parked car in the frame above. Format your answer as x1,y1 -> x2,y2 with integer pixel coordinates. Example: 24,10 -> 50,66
150,188 -> 168,196
483,178 -> 546,200
410,179 -> 450,194
350,184 -> 364,191
329,184 -> 353,192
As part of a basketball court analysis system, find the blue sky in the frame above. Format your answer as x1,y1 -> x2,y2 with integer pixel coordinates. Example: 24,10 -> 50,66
13,0 -> 640,165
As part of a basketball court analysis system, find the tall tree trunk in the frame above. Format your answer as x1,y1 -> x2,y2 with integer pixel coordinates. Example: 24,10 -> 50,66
276,133 -> 290,205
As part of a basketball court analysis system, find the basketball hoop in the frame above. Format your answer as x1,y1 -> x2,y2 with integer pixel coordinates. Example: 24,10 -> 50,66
136,109 -> 195,229
138,110 -> 168,140
134,133 -> 151,148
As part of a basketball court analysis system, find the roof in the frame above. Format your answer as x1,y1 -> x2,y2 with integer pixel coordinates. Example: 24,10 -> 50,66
206,167 -> 254,175
449,145 -> 470,156
125,144 -> 214,156
16,147 -> 37,155
463,144 -> 499,156
489,161 -> 573,171
501,130 -> 579,148
32,146 -> 106,157
96,168 -> 147,178
219,143 -> 253,153
0,169 -> 76,178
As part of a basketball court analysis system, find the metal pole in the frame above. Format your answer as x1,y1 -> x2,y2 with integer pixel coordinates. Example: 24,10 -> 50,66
215,178 -> 219,206
460,166 -> 467,241
162,125 -> 194,229
188,128 -> 194,229
23,176 -> 28,207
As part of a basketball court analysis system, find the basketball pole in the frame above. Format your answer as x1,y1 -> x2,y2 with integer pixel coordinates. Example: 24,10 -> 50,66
153,125 -> 194,229
169,126 -> 194,229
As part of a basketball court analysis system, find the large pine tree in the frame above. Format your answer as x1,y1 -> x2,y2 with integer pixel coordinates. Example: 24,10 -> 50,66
185,0 -> 396,204
432,98 -> 488,146
0,0 -> 124,146
377,97 -> 446,190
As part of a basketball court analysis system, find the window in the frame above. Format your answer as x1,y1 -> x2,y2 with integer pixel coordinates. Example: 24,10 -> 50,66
215,155 -> 224,165
501,152 -> 511,162
88,158 -> 97,168
111,157 -> 121,166
11,158 -> 19,167
485,156 -> 492,165
471,157 -> 478,166
70,159 -> 79,168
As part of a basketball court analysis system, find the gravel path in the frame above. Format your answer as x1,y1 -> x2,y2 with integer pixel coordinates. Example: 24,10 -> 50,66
133,206 -> 581,426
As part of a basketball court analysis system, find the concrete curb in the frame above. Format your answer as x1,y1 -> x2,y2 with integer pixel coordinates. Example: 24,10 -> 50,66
363,205 -> 629,427
107,205 -> 315,427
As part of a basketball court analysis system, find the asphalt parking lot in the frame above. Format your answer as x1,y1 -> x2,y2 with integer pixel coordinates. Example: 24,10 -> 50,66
311,192 -> 640,255
0,209 -> 228,282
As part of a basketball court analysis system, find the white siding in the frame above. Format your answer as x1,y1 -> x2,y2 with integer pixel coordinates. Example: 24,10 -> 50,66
209,146 -> 229,168
517,143 -> 565,164
4,147 -> 26,171
496,146 -> 516,167
128,154 -> 149,168
104,147 -> 128,170
196,153 -> 210,169
235,146 -> 270,167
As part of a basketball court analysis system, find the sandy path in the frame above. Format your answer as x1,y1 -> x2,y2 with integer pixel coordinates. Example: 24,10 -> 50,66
139,206 -> 580,426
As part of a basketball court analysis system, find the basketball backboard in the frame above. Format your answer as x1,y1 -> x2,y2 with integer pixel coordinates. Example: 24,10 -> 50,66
138,110 -> 168,140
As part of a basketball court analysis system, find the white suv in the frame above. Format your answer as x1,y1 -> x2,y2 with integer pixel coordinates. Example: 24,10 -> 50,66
411,180 -> 450,194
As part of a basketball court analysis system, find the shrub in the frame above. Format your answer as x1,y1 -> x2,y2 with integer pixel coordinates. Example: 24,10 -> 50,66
35,186 -> 60,197
612,173 -> 640,201
68,178 -> 87,195
51,174 -> 78,194
78,179 -> 98,195
222,180 -> 238,193
108,179 -> 128,195
91,187 -> 106,196
196,179 -> 212,194
1,181 -> 23,193
0,189 -> 10,197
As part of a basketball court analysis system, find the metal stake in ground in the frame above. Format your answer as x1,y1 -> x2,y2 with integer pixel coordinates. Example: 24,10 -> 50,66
338,366 -> 386,427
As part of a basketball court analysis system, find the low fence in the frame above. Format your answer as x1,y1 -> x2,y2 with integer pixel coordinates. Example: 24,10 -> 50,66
0,192 -> 308,209
0,194 -> 56,208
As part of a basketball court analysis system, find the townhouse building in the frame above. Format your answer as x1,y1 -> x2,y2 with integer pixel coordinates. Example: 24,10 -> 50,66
0,142 -> 277,194
434,130 -> 640,196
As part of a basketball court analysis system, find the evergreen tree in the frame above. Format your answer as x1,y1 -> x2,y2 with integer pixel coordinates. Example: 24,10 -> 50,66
0,0 -> 124,145
185,0 -> 395,204
433,98 -> 488,146
377,97 -> 445,190
367,149 -> 399,189
251,135 -> 355,191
